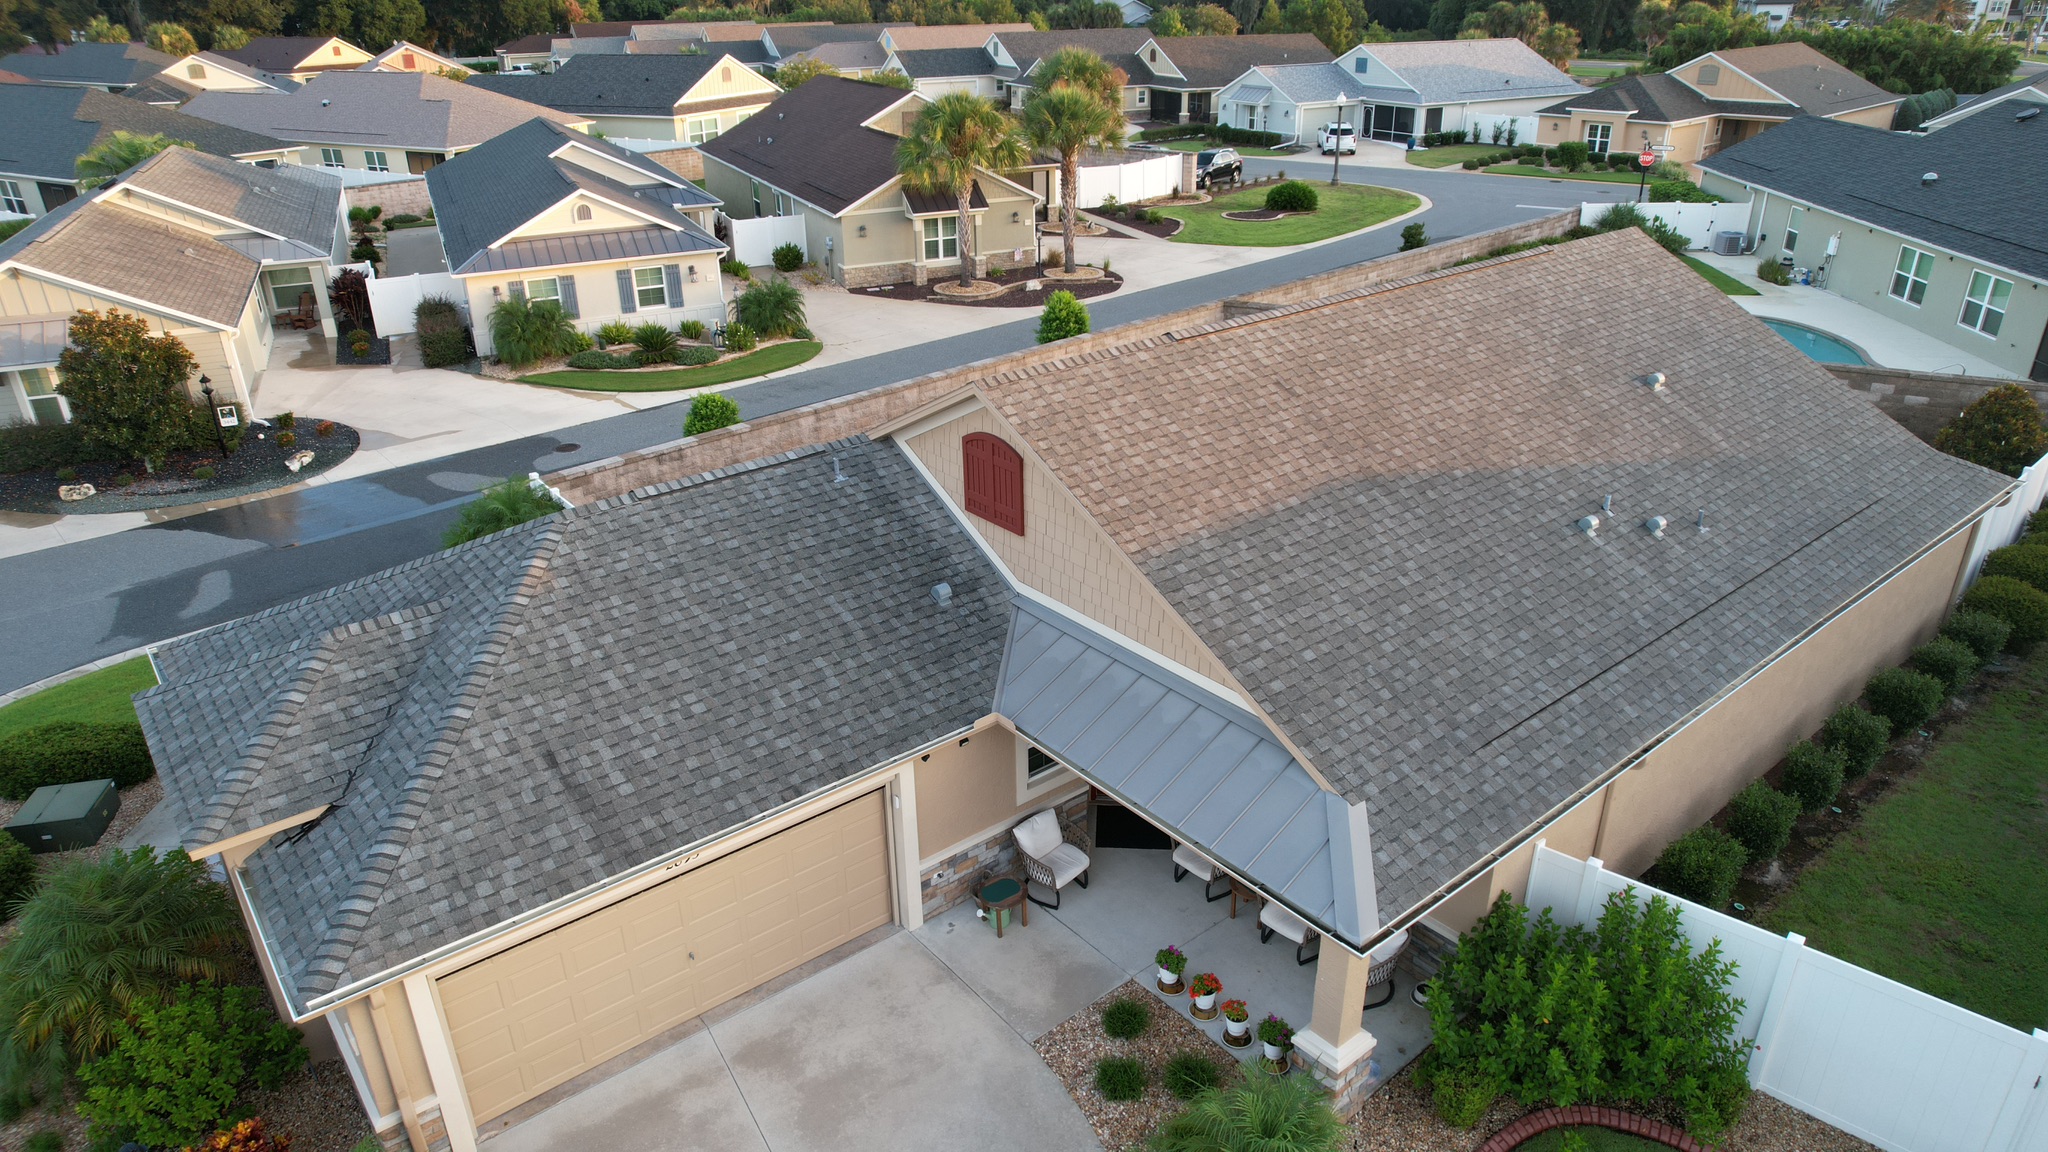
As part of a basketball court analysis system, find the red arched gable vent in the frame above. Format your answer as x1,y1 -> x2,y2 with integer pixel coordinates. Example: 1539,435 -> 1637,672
962,433 -> 1025,535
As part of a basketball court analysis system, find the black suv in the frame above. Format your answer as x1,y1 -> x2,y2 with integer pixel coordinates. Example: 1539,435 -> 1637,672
1194,148 -> 1242,189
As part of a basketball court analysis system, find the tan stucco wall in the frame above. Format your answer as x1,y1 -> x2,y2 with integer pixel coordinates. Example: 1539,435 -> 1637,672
911,722 -> 1068,857
1832,101 -> 1901,129
1677,57 -> 1786,105
902,402 -> 1237,687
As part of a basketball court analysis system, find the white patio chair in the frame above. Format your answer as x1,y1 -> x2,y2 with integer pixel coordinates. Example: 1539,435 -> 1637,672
1258,899 -> 1320,966
1171,842 -> 1231,903
1014,809 -> 1090,909
1363,928 -> 1410,1009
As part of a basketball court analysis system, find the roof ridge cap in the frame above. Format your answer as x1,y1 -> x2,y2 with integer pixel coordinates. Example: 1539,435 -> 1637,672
187,629 -> 342,846
1165,245 -> 1560,342
596,434 -> 864,509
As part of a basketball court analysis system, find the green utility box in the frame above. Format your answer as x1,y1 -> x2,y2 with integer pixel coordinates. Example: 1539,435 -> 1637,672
5,778 -> 119,854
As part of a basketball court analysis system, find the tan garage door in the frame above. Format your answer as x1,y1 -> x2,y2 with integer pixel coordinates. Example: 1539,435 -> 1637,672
438,790 -> 892,1123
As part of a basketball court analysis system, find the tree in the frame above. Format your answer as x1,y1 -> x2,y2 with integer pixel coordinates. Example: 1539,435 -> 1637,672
442,477 -> 561,548
1025,84 -> 1122,275
1530,19 -> 1579,67
1185,2 -> 1238,31
1791,23 -> 2018,95
1148,4 -> 1186,32
143,21 -> 196,53
1649,3 -> 1769,68
313,0 -> 428,54
870,68 -> 915,88
81,12 -> 127,40
210,23 -> 252,47
76,131 -> 193,191
1934,384 -> 2048,477
734,278 -> 806,337
1889,0 -> 1967,24
55,310 -> 200,469
896,93 -> 1030,289
1033,44 -> 1125,105
1281,0 -> 1355,52
1256,0 -> 1282,28
1460,0 -> 1544,38
1632,0 -> 1674,53
1036,289 -> 1091,342
772,56 -> 841,86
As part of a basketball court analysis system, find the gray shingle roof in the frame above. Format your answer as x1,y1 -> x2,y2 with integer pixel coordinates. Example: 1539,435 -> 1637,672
182,71 -> 584,152
1253,62 -> 1375,105
0,87 -> 290,183
426,117 -> 719,274
967,229 -> 2010,927
139,437 -> 1012,1010
0,196 -> 258,326
120,146 -> 342,260
1537,70 -> 1792,123
1150,33 -> 1331,90
2,41 -> 177,87
698,75 -> 917,216
765,23 -> 904,55
1711,42 -> 1898,117
891,47 -> 998,79
1699,110 -> 2048,284
1922,71 -> 2048,129
217,36 -> 363,74
466,52 -> 744,117
998,28 -> 1155,84
1357,38 -> 1582,104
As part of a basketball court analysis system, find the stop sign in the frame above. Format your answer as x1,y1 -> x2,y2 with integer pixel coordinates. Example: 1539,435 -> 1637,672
1638,149 -> 1656,168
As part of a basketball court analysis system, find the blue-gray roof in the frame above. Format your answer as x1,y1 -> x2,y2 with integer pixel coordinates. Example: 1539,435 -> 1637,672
890,47 -> 998,78
2,41 -> 176,87
467,52 -> 740,117
0,86 -> 289,183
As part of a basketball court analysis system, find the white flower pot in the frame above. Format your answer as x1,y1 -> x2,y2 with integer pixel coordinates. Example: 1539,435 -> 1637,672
1158,966 -> 1179,985
1263,1040 -> 1287,1062
1225,1017 -> 1249,1039
1194,991 -> 1217,1012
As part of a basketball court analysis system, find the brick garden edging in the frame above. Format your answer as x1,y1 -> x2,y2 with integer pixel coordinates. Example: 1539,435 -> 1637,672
1477,1105 -> 1707,1152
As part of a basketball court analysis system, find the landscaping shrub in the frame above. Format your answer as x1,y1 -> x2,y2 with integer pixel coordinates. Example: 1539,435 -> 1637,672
736,279 -> 806,338
441,477 -> 561,549
78,984 -> 306,1148
1724,780 -> 1799,864
1519,155 -> 1546,168
1819,704 -> 1892,779
0,834 -> 34,922
1263,181 -> 1319,213
56,309 -> 204,470
683,393 -> 740,436
720,257 -> 751,280
1979,543 -> 2048,592
1941,609 -> 2012,663
1163,1052 -> 1222,1100
385,213 -> 422,226
191,1118 -> 294,1152
0,721 -> 154,800
1400,222 -> 1428,251
1646,826 -> 1748,907
1959,575 -> 2048,649
564,331 -> 593,354
1911,635 -> 1980,695
1592,202 -> 1686,255
676,346 -> 720,367
418,328 -> 472,369
1462,159 -> 1481,170
1609,153 -> 1635,170
1542,147 -> 1560,165
771,242 -> 805,273
413,296 -> 462,335
1555,141 -> 1590,171
1933,383 -> 2047,476
0,423 -> 88,474
1757,259 -> 1793,286
565,351 -> 633,370
631,324 -> 677,359
1093,1056 -> 1146,1102
1649,178 -> 1721,203
1779,740 -> 1846,812
488,298 -> 575,368
1424,890 -> 1748,1137
1863,667 -> 1947,736
1036,289 -> 1091,344
723,322 -> 758,353
1101,996 -> 1150,1039
596,321 -> 635,347
677,319 -> 707,340
192,465 -> 216,480
1155,1073 -> 1343,1151
24,1130 -> 61,1152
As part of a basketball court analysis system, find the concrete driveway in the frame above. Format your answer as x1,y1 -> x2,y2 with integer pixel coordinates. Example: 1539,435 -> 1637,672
481,931 -> 1101,1152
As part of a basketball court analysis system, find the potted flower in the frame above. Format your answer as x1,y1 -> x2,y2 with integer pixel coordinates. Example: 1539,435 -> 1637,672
1155,944 -> 1188,994
1188,973 -> 1221,1019
1257,1014 -> 1294,1069
1220,1000 -> 1251,1047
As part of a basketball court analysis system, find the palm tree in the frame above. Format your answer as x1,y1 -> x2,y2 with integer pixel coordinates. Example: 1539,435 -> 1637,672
76,132 -> 195,190
896,93 -> 1030,289
1032,46 -> 1126,109
1024,84 -> 1124,275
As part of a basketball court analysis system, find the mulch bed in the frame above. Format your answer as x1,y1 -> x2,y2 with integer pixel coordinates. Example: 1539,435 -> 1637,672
335,335 -> 392,366
1035,979 -> 1246,1152
0,420 -> 360,515
241,1060 -> 376,1152
853,263 -> 1124,308
1081,210 -> 1184,239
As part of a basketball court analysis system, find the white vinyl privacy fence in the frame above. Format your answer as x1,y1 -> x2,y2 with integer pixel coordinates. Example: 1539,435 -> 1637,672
1579,200 -> 1753,251
1075,152 -> 1182,208
1961,450 -> 2048,585
723,213 -> 806,268
365,271 -> 464,335
1525,846 -> 2048,1152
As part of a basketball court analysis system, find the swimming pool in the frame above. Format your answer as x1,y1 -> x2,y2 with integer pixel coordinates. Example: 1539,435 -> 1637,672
1763,319 -> 1867,366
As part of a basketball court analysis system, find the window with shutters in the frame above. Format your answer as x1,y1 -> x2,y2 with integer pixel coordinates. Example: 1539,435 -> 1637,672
962,433 -> 1024,535
633,266 -> 668,308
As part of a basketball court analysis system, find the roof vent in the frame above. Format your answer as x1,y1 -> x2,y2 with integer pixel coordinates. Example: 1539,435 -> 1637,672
1577,514 -> 1600,536
2018,106 -> 2042,122
1644,515 -> 1667,538
1696,508 -> 1708,533
930,581 -> 953,606
1921,171 -> 1938,185
321,98 -> 330,107
1643,371 -> 1666,391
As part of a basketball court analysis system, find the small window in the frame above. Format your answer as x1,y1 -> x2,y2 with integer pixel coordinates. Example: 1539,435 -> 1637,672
1697,63 -> 1720,85
1026,746 -> 1061,779
573,203 -> 593,222
524,276 -> 561,304
0,180 -> 26,215
1137,89 -> 1147,104
19,368 -> 66,425
266,266 -> 315,311
962,432 -> 1024,535
685,115 -> 720,144
1354,55 -> 1368,74
187,63 -> 206,79
633,266 -> 668,308
1959,270 -> 2012,337
1584,122 -> 1610,153
320,148 -> 345,167
1783,205 -> 1803,256
1890,245 -> 1933,306
922,215 -> 957,260
332,44 -> 343,55
750,179 -> 762,216
1149,47 -> 1157,62
363,151 -> 390,172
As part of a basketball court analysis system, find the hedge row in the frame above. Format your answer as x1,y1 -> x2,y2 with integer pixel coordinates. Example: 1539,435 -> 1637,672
0,721 -> 156,801
1131,124 -> 1287,148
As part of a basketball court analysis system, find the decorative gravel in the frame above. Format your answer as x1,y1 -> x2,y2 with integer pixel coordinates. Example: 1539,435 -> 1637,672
1034,978 -> 1245,1152
0,421 -> 359,515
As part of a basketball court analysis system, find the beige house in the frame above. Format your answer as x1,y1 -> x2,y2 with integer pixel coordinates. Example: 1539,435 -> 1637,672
1535,42 -> 1902,177
217,35 -> 376,82
126,50 -> 301,107
466,52 -> 779,143
360,41 -> 470,78
699,75 -> 1041,287
425,118 -> 728,356
137,224 -> 2012,1152
0,147 -> 347,423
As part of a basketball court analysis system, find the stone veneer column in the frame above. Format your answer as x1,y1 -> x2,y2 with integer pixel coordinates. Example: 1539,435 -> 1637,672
1289,935 -> 1381,1117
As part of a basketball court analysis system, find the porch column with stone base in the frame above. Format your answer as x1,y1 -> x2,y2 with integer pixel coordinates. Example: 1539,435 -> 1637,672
1289,934 -> 1381,1117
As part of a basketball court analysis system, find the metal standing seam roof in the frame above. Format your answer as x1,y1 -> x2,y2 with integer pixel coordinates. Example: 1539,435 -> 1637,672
461,223 -> 724,276
997,600 -> 1374,944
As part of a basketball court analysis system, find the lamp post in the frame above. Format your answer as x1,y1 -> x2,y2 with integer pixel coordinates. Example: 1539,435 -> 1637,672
197,376 -> 230,458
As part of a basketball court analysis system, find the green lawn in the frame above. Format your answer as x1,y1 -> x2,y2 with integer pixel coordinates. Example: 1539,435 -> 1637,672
1160,183 -> 1419,247
1515,1127 -> 1666,1152
523,341 -> 822,392
1484,162 -> 1645,184
0,656 -> 156,742
1569,62 -> 1630,79
1405,143 -> 1502,169
1149,138 -> 1290,158
1681,255 -> 1760,296
1761,650 -> 2048,1032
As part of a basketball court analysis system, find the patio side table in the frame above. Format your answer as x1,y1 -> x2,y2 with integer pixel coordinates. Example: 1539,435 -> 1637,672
976,876 -> 1029,938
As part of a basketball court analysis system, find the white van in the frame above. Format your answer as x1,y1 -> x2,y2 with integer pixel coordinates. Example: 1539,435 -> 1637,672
1318,123 -> 1356,155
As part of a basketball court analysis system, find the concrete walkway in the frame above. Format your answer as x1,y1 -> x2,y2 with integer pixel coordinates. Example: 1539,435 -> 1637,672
382,226 -> 449,276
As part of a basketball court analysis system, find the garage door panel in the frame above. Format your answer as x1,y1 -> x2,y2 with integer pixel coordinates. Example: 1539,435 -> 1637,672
442,791 -> 890,1123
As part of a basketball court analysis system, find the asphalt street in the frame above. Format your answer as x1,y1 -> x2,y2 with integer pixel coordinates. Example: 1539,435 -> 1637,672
0,162 -> 1635,693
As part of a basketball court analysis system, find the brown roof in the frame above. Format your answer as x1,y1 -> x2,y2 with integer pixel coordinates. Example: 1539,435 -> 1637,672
998,28 -> 1154,79
5,200 -> 257,327
1710,42 -> 1900,117
886,23 -> 1032,50
698,75 -> 918,215
219,36 -> 365,74
1152,33 -> 1331,89
497,33 -> 555,55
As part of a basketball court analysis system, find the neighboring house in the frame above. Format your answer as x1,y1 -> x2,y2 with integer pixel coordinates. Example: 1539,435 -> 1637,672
777,38 -> 891,77
1121,0 -> 1156,23
879,23 -> 1033,51
990,28 -> 1157,118
497,20 -> 786,73
1920,71 -> 2048,130
360,41 -> 470,78
0,145 -> 346,423
135,228 -> 2011,1152
1220,38 -> 1582,144
1735,0 -> 1796,30
1,41 -> 177,90
425,117 -> 728,356
1699,109 -> 2048,382
882,47 -> 1006,100
216,36 -> 375,82
124,51 -> 299,107
466,53 -> 778,142
1536,42 -> 1903,175
698,76 -> 1041,287
0,86 -> 298,218
1135,32 -> 1330,124
182,71 -> 589,174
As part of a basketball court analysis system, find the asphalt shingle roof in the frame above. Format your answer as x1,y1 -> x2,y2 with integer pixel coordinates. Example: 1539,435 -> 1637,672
0,195 -> 258,326
1537,70 -> 1791,123
1923,71 -> 2048,129
999,28 -> 1155,84
698,75 -> 916,216
891,47 -> 999,79
120,146 -> 341,258
467,52 -> 745,117
962,229 -> 2010,924
1359,37 -> 1582,103
765,23 -> 905,55
0,87 -> 290,183
1699,110 -> 2048,284
139,437 -> 1012,1010
1150,33 -> 1330,90
2,41 -> 176,87
218,36 -> 363,74
182,71 -> 584,152
1253,62 -> 1375,104
1711,42 -> 1898,117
